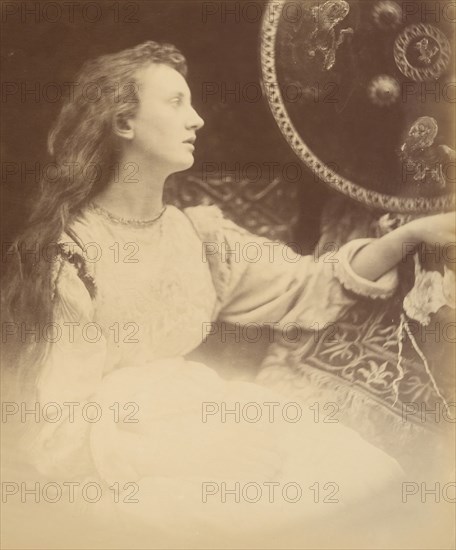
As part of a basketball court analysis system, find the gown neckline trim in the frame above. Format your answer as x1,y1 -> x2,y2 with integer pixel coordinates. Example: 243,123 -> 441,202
87,202 -> 168,227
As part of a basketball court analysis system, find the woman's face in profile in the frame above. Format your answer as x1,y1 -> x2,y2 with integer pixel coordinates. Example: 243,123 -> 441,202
129,63 -> 204,172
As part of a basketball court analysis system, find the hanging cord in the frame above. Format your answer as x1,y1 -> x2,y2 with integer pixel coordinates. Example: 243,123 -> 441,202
392,313 -> 406,407
403,317 -> 450,410
392,313 -> 450,410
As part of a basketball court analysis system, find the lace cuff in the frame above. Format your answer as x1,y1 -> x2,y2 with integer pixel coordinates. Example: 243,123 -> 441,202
334,238 -> 399,300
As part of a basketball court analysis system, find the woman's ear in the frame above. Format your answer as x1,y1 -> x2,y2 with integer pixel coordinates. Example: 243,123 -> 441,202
113,111 -> 135,140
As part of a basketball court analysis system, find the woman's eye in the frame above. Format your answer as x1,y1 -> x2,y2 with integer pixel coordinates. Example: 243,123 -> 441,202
171,97 -> 183,106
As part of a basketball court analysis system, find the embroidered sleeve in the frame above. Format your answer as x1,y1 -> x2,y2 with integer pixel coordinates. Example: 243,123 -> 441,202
184,205 -> 399,329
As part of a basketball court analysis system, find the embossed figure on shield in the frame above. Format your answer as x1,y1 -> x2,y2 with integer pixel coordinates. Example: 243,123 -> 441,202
400,116 -> 456,190
308,0 -> 353,70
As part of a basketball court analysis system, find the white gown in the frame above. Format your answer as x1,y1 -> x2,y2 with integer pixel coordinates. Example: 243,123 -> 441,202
8,203 -> 406,548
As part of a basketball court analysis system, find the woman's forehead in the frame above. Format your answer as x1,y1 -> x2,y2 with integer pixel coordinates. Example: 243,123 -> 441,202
137,63 -> 190,97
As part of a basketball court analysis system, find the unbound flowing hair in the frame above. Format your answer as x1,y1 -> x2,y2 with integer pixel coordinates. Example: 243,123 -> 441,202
1,41 -> 187,389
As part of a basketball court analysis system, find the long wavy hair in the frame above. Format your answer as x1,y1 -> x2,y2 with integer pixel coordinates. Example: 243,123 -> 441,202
2,41 -> 187,388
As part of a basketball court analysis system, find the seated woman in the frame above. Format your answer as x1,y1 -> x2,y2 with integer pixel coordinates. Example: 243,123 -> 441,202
2,41 -> 454,548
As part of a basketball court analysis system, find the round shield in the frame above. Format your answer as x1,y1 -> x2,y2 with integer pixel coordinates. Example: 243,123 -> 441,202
260,0 -> 455,212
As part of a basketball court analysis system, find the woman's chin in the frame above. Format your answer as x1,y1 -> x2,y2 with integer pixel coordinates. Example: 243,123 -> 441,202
172,155 -> 195,173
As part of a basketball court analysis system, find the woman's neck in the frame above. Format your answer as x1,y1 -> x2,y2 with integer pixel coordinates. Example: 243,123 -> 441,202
92,150 -> 170,221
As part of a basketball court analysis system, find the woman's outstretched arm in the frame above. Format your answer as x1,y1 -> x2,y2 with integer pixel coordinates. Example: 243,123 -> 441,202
350,212 -> 455,281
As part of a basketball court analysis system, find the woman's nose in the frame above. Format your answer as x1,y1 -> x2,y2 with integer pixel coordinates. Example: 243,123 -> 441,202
188,107 -> 205,130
